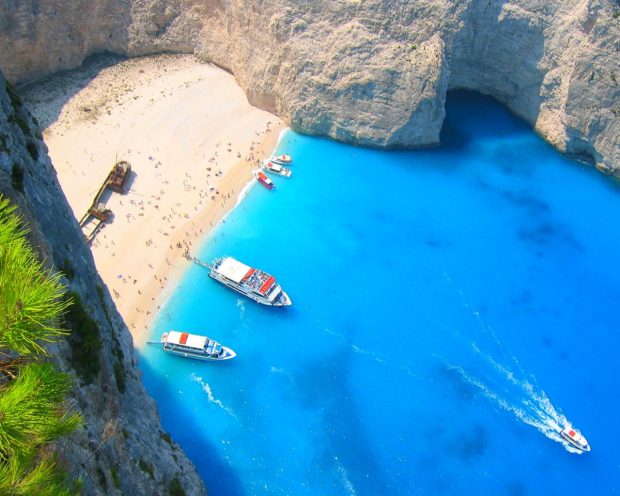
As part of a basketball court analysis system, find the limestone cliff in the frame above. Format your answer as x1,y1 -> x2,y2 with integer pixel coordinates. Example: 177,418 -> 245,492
0,0 -> 617,173
0,72 -> 205,495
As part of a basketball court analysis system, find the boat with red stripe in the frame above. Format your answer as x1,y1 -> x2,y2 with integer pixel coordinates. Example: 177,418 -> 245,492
208,256 -> 292,306
159,331 -> 236,361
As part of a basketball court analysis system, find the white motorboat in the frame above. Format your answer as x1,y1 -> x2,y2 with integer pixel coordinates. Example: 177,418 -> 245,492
261,160 -> 292,177
270,154 -> 292,165
160,331 -> 236,361
558,425 -> 591,452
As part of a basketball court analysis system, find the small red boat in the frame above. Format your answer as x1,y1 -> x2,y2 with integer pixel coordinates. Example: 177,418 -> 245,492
255,171 -> 275,190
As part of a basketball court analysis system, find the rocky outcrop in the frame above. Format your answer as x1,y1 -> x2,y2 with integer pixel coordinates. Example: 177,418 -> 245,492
0,0 -> 617,173
0,71 -> 205,495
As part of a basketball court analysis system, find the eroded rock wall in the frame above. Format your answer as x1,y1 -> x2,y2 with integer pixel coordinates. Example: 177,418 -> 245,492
0,71 -> 205,496
0,1 -> 617,161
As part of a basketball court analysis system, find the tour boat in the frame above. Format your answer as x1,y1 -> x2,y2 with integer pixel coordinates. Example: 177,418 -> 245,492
209,256 -> 292,306
160,331 -> 236,361
261,160 -> 292,177
558,425 -> 591,452
254,170 -> 275,190
270,154 -> 292,165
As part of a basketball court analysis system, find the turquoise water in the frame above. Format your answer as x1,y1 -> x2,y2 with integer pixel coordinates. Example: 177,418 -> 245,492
139,91 -> 620,495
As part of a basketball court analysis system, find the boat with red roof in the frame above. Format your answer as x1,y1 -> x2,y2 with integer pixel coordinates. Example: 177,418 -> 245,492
255,170 -> 275,190
209,256 -> 292,306
558,424 -> 591,452
160,331 -> 236,361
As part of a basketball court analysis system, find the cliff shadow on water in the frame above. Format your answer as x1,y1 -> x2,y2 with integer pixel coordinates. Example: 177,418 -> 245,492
438,90 -> 532,155
449,0 -> 547,129
18,52 -> 127,131
139,358 -> 247,496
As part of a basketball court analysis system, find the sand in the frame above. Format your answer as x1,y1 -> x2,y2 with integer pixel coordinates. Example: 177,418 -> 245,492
21,54 -> 284,343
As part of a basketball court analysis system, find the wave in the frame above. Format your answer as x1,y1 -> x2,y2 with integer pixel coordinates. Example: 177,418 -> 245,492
191,373 -> 239,421
234,177 -> 257,208
351,344 -> 421,380
236,298 -> 246,318
334,457 -> 357,496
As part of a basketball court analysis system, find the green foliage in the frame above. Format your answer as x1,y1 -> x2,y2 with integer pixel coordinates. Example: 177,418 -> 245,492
8,113 -> 30,136
0,449 -> 79,496
0,363 -> 81,457
95,285 -> 126,393
161,431 -> 172,446
5,79 -> 22,109
60,258 -> 75,281
0,195 -> 81,495
113,360 -> 126,393
168,476 -> 185,496
0,198 -> 69,354
27,141 -> 39,161
63,291 -> 102,384
96,467 -> 108,491
139,458 -> 154,479
0,133 -> 8,154
110,467 -> 121,489
11,163 -> 24,193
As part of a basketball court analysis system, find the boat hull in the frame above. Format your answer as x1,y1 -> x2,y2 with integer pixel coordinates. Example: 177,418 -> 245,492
163,345 -> 236,361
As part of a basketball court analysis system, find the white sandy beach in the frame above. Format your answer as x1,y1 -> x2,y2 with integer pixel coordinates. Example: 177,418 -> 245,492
22,54 -> 284,343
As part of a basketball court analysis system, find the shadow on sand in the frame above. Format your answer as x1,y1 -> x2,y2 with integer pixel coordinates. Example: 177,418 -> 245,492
18,52 -> 127,130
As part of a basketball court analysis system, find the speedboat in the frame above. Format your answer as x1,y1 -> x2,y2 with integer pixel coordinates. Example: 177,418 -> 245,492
254,170 -> 275,190
270,154 -> 292,165
261,160 -> 292,177
558,425 -> 591,452
160,331 -> 236,361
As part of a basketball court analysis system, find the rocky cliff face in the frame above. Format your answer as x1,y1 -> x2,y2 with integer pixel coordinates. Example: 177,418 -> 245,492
0,0 -> 618,173
0,72 -> 205,495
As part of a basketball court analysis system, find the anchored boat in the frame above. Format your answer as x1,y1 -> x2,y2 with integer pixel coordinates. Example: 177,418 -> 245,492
261,160 -> 292,177
209,256 -> 292,306
160,331 -> 236,361
254,170 -> 275,190
270,154 -> 292,165
558,425 -> 591,452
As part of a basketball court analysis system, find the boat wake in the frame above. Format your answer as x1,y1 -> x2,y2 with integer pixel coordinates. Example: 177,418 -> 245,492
442,360 -> 581,453
436,269 -> 584,453
191,373 -> 239,421
334,457 -> 357,496
351,344 -> 421,380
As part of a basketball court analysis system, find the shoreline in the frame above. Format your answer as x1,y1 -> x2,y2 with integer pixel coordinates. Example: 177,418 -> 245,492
21,54 -> 285,342
128,126 -> 284,345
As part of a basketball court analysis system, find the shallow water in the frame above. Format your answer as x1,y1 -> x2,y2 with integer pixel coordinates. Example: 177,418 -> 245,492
139,91 -> 620,495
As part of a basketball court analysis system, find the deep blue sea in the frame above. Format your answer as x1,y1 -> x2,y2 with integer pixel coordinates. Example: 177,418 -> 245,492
139,91 -> 620,495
